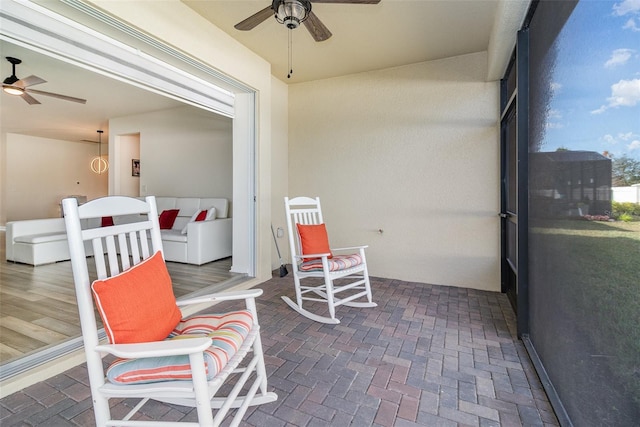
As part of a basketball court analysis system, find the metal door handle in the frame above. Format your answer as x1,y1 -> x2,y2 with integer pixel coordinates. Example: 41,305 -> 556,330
499,212 -> 509,218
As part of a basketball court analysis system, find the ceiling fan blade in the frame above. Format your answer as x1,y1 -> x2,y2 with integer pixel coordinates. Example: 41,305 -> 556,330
234,6 -> 273,31
311,0 -> 380,3
15,75 -> 46,89
20,91 -> 41,105
304,11 -> 332,42
27,89 -> 87,104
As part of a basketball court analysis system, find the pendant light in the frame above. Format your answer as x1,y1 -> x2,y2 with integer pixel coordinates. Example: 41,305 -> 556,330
90,130 -> 109,174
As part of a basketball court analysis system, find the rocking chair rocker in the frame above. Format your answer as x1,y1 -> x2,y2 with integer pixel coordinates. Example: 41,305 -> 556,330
282,196 -> 376,324
62,195 -> 276,427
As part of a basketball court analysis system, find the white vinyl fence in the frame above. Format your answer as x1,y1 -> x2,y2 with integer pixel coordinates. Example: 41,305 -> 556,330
612,185 -> 640,204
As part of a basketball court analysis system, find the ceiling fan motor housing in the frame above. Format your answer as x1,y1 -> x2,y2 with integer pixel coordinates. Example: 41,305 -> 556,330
3,75 -> 18,85
273,0 -> 311,29
3,56 -> 21,85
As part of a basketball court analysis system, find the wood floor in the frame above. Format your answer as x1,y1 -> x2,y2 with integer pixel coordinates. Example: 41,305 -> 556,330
0,231 -> 240,365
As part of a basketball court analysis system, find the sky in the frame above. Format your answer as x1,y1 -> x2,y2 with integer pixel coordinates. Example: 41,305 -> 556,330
542,0 -> 640,161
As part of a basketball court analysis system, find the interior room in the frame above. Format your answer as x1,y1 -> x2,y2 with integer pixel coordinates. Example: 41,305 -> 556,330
0,41 -> 243,376
1,0 -> 638,425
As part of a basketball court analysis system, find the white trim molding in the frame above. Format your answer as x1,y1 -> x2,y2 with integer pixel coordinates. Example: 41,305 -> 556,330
0,0 -> 235,117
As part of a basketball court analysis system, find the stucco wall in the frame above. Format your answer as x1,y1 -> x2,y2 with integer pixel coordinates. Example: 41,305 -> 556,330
288,52 -> 501,291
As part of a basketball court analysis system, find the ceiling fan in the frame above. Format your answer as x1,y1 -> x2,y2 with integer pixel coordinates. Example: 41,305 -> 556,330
235,0 -> 381,42
2,57 -> 87,105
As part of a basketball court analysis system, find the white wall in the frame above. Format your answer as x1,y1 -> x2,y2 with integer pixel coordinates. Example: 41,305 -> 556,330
288,52 -> 501,291
271,77 -> 289,268
109,106 -> 232,200
4,133 -> 108,221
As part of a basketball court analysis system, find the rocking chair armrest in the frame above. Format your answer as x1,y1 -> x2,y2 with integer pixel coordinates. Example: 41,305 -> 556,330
293,253 -> 331,259
177,288 -> 264,307
96,337 -> 212,359
330,245 -> 369,252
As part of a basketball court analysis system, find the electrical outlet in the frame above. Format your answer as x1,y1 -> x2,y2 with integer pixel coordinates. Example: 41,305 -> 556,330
277,227 -> 284,238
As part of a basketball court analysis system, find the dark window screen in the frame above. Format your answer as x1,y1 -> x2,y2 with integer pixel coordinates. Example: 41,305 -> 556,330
527,1 -> 640,425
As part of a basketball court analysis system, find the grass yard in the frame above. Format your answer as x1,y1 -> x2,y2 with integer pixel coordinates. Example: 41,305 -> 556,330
530,218 -> 640,418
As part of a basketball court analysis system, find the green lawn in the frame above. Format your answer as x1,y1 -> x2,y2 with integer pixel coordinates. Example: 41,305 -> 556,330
531,218 -> 640,408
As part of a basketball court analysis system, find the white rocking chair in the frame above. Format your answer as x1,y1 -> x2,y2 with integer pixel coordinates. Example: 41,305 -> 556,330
282,196 -> 376,324
62,195 -> 276,427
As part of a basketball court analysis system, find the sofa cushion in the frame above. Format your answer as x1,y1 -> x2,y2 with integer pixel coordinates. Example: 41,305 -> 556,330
91,251 -> 182,344
199,198 -> 228,218
155,197 -> 177,214
14,232 -> 68,244
174,198 -> 202,217
161,230 -> 189,243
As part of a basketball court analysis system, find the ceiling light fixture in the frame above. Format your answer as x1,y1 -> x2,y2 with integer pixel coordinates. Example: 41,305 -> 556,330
90,130 -> 109,175
272,0 -> 311,79
273,0 -> 311,29
2,85 -> 24,96
3,57 -> 25,95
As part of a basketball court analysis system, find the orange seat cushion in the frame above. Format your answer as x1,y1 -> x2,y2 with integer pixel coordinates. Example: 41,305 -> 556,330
92,251 -> 182,344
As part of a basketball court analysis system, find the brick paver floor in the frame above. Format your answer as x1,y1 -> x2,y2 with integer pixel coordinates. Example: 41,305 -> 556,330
0,273 -> 559,426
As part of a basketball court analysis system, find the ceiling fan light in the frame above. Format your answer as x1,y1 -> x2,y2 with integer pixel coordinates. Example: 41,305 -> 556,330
3,85 -> 24,96
274,0 -> 311,29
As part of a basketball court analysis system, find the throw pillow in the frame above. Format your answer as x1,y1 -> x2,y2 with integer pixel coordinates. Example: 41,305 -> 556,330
101,216 -> 114,227
195,210 -> 207,221
91,251 -> 182,344
205,207 -> 217,220
158,209 -> 179,229
180,209 -> 209,234
296,223 -> 333,262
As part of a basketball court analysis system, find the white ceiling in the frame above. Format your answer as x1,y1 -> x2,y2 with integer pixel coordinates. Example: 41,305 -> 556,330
1,0 -> 524,144
183,0 -> 501,83
0,41 -> 186,143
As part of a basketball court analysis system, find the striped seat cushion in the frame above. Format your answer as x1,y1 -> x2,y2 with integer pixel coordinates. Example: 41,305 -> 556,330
106,310 -> 253,385
299,254 -> 363,272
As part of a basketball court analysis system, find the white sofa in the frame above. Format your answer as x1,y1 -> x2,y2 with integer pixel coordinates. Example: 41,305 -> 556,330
154,197 -> 232,265
5,196 -> 232,266
5,218 -> 74,266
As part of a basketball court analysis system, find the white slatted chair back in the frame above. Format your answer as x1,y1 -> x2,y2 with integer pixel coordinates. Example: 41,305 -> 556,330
283,196 -> 376,324
63,195 -> 277,426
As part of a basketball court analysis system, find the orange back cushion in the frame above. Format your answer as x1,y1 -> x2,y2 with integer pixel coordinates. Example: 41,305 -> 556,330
92,251 -> 182,344
296,223 -> 333,262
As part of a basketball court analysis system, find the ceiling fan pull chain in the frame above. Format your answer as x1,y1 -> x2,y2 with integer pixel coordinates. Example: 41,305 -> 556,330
287,27 -> 293,79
